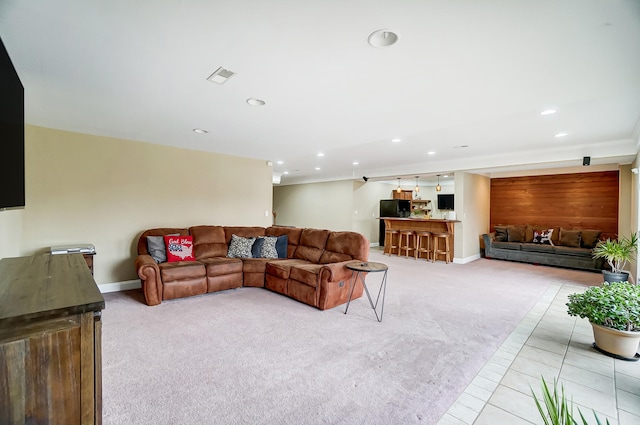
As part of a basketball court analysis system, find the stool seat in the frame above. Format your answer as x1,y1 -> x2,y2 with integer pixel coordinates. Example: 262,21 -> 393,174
384,229 -> 400,256
432,232 -> 451,263
398,230 -> 415,258
415,231 -> 432,261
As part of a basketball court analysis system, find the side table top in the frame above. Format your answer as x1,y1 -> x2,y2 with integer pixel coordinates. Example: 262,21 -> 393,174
346,261 -> 388,273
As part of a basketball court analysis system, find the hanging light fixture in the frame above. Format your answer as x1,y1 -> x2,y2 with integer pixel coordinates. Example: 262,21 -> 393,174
414,176 -> 420,193
396,177 -> 402,193
436,175 -> 442,192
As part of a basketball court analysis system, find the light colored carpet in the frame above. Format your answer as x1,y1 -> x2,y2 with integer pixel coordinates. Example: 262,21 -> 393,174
102,251 -> 599,425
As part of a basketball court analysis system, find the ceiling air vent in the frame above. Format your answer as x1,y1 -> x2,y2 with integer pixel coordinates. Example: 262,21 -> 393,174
207,67 -> 235,84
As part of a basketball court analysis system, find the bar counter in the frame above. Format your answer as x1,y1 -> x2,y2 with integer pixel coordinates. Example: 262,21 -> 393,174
380,217 -> 461,258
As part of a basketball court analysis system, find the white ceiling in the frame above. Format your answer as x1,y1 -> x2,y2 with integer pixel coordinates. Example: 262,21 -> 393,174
1,0 -> 639,185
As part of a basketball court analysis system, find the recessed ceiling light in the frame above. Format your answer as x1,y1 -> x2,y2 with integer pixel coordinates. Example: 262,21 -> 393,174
443,175 -> 449,178
427,151 -> 435,155
555,132 -> 568,138
246,98 -> 266,106
317,153 -> 325,157
207,67 -> 235,84
352,161 -> 359,165
540,109 -> 557,115
276,161 -> 284,165
193,128 -> 209,134
315,167 -> 321,171
391,138 -> 401,143
368,29 -> 399,48
283,171 -> 289,175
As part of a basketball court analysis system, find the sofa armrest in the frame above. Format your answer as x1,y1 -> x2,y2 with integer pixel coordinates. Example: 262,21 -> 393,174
482,233 -> 495,256
319,260 -> 357,283
135,254 -> 163,306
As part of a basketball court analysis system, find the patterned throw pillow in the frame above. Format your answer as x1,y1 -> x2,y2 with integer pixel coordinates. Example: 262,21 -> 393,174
250,236 -> 279,258
532,229 -> 554,245
164,235 -> 195,262
227,234 -> 256,258
259,236 -> 278,258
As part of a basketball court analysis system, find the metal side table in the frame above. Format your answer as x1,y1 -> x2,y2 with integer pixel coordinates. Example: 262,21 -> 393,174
344,261 -> 389,322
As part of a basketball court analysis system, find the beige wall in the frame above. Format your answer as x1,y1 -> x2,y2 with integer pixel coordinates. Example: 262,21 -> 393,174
453,172 -> 490,261
272,180 -> 354,231
0,125 -> 273,286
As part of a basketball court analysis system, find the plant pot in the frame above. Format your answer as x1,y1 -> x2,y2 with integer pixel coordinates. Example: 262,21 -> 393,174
591,322 -> 640,359
602,270 -> 629,283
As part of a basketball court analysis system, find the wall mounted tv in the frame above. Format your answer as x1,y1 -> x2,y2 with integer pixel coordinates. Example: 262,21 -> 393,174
437,193 -> 454,210
0,37 -> 25,210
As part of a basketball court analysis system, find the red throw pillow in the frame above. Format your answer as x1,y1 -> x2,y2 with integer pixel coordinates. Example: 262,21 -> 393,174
164,235 -> 195,262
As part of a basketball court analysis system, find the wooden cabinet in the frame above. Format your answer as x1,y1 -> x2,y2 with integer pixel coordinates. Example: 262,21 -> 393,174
0,254 -> 105,425
392,189 -> 413,200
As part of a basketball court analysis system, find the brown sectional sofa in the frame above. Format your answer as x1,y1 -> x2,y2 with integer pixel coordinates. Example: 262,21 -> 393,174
135,225 -> 369,310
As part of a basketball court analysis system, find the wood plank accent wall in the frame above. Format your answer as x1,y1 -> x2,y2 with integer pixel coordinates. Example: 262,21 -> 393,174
490,171 -> 619,237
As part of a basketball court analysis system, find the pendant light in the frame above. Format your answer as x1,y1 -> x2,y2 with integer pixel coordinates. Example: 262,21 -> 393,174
396,177 -> 402,193
436,175 -> 442,192
414,176 -> 420,193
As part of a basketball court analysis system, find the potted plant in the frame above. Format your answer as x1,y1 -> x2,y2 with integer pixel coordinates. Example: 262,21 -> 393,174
532,378 -> 610,424
566,281 -> 640,359
591,232 -> 638,282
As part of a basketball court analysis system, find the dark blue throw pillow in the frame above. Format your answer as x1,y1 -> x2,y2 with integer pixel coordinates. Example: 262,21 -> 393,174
251,238 -> 265,258
275,235 -> 288,258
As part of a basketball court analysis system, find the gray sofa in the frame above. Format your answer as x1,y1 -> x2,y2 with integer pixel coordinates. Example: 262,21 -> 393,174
482,225 -> 606,272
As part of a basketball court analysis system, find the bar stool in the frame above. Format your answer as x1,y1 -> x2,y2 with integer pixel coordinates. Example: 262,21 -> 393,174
398,230 -> 415,258
384,229 -> 399,256
432,232 -> 451,263
415,231 -> 432,261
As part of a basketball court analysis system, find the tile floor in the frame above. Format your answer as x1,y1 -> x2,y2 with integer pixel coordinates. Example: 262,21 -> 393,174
436,282 -> 640,425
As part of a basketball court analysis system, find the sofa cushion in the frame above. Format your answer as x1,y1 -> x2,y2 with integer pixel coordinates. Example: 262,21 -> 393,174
165,235 -> 196,262
558,228 -> 581,248
294,228 -> 331,262
492,241 -> 520,250
266,227 -> 303,258
494,226 -> 509,242
265,259 -> 309,280
507,225 -> 525,243
190,226 -> 228,259
581,229 -> 602,249
223,226 -> 266,243
242,258 -> 271,273
521,243 -> 554,253
554,246 -> 593,258
227,234 -> 256,258
200,257 -> 243,276
319,231 -> 367,264
289,264 -> 324,288
159,261 -> 206,281
532,229 -> 554,245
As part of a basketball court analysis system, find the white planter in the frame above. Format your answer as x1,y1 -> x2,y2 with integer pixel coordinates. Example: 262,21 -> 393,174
591,322 -> 640,359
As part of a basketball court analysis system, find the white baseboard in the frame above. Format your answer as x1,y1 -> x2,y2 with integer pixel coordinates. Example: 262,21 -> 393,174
98,279 -> 141,293
369,242 -> 380,247
453,254 -> 481,264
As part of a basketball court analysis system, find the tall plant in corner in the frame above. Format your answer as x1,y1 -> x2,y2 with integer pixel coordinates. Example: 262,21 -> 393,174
532,378 -> 610,425
592,232 -> 638,281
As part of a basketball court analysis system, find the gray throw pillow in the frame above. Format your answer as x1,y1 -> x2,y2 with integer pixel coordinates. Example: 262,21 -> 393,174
227,234 -> 256,258
146,233 -> 179,263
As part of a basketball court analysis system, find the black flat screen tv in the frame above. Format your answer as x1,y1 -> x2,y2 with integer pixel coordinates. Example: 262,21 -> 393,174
0,37 -> 25,210
437,193 -> 454,210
